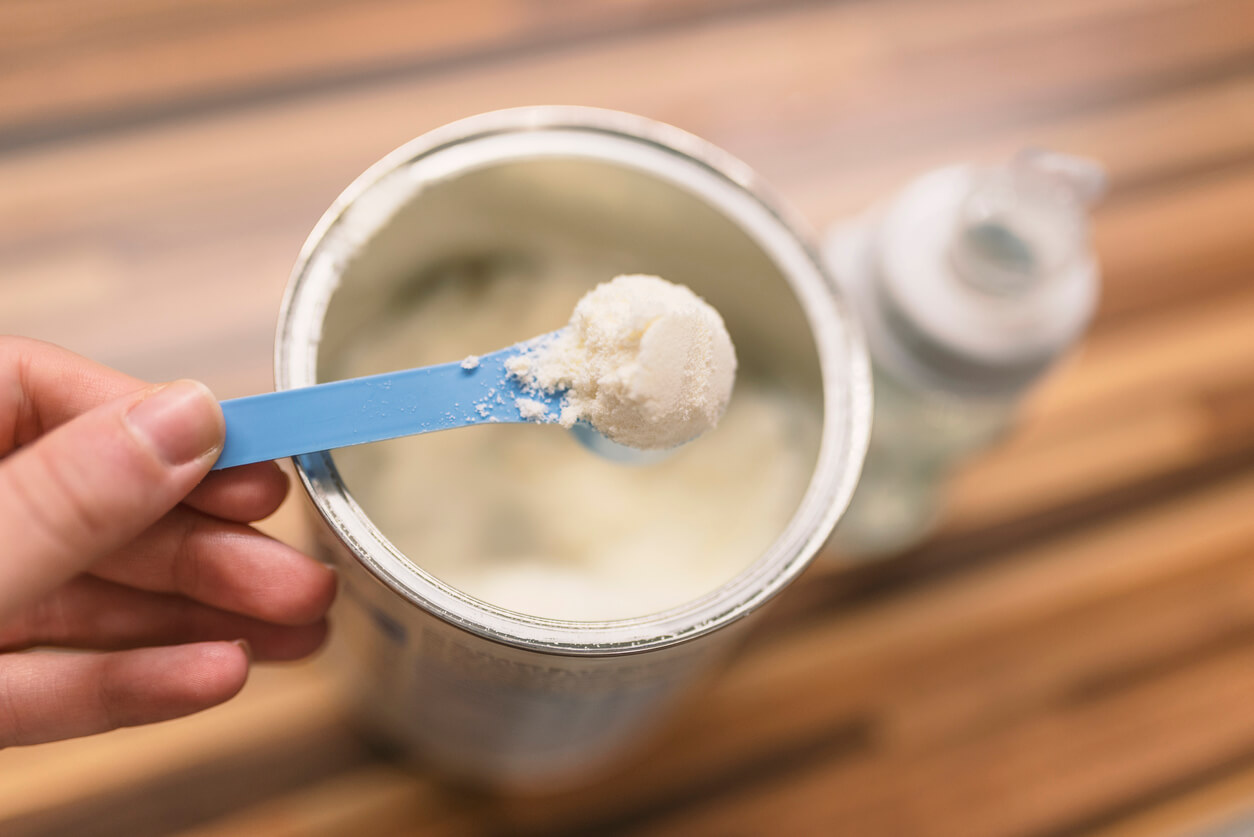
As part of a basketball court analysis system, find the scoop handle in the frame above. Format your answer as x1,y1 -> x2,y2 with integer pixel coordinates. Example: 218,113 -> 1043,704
211,344 -> 560,470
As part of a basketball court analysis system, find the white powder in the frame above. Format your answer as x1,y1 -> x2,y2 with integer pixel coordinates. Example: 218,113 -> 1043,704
460,354 -> 481,370
331,259 -> 819,621
511,275 -> 737,450
514,397 -> 551,420
504,355 -> 531,377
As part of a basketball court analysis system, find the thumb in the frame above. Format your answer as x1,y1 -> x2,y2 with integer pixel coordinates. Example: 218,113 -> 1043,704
0,380 -> 223,618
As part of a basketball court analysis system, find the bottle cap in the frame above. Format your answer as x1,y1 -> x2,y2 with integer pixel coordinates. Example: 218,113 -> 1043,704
869,152 -> 1103,395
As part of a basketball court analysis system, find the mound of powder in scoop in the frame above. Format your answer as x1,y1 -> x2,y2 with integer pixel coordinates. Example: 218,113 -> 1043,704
507,274 -> 737,449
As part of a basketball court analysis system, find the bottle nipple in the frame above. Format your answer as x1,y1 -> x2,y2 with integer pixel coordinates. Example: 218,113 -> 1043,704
950,149 -> 1106,296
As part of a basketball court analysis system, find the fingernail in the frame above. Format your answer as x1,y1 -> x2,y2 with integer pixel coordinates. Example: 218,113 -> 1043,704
125,380 -> 223,466
232,639 -> 253,662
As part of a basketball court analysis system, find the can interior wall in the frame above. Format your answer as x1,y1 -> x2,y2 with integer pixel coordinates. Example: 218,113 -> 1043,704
278,109 -> 870,788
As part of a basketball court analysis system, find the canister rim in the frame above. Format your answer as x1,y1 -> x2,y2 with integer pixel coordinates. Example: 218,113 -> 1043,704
278,106 -> 870,655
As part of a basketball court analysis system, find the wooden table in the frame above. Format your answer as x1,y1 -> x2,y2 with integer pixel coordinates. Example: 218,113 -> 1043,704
3,1 -> 1254,834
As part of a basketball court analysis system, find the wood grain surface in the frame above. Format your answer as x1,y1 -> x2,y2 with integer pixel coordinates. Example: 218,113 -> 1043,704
2,1 -> 1253,835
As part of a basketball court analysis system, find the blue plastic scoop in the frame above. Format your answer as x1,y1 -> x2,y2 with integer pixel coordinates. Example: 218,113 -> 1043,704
211,335 -> 564,470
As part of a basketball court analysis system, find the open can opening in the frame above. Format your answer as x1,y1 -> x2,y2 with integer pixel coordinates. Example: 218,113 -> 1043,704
277,107 -> 870,791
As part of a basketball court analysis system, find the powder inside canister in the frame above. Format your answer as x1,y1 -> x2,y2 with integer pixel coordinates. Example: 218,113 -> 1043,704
332,262 -> 818,621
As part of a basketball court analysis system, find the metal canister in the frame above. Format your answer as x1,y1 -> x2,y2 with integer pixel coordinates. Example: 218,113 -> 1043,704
277,107 -> 870,790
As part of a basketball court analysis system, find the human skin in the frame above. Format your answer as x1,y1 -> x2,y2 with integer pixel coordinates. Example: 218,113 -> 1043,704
0,337 -> 337,747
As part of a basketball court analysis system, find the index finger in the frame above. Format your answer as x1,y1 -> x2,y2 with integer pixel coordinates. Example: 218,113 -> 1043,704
0,336 -> 144,451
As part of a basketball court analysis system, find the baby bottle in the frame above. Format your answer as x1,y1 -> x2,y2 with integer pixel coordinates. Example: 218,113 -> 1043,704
825,149 -> 1106,558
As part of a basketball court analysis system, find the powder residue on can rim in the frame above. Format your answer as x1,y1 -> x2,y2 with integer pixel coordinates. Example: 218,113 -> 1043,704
460,354 -> 481,370
509,275 -> 737,450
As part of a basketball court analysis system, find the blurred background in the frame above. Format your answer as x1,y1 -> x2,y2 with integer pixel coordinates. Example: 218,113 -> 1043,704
3,0 -> 1254,834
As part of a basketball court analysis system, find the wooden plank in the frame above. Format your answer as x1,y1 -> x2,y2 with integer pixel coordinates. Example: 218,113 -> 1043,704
0,0 -> 776,142
2,0 -> 1246,234
2,0 -> 1226,150
175,766 -> 464,837
477,469 -> 1254,834
2,5 -> 1251,401
793,69 -> 1254,215
1,2 -> 1251,831
934,279 -> 1254,539
624,638 -> 1254,837
1032,282 -> 1254,431
733,0 -> 1254,190
4,725 -> 369,837
9,396 -> 1248,834
0,0 -> 1249,645
1091,762 -> 1254,837
160,472 -> 1254,835
0,661 -> 345,826
1094,163 -> 1254,324
3,0 -> 1248,180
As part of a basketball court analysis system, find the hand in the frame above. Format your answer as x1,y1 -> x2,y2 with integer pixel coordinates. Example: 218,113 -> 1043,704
0,337 -> 337,747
